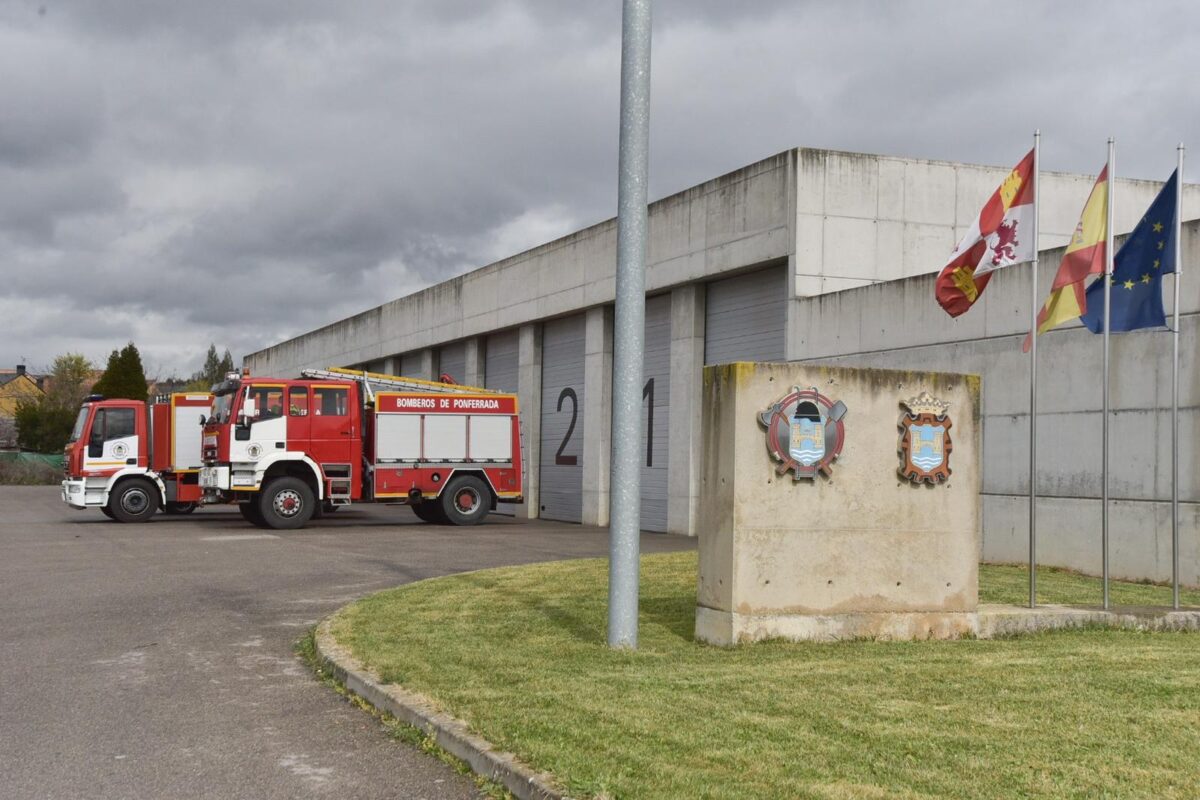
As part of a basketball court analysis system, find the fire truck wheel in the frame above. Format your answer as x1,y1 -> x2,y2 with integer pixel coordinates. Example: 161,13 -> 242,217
238,501 -> 270,528
108,478 -> 159,524
311,501 -> 339,520
439,475 -> 491,526
100,506 -> 115,520
411,501 -> 444,524
164,502 -> 198,515
258,477 -> 315,530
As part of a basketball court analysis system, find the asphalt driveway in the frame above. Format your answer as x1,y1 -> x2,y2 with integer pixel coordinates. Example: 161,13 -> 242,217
0,487 -> 693,799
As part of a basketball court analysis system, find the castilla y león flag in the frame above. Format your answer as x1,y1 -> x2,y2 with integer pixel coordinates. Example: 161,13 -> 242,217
935,149 -> 1036,316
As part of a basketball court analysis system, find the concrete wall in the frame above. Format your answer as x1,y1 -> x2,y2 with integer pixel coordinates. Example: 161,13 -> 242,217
247,147 -> 1199,379
695,362 -> 982,644
245,151 -> 795,377
790,148 -> 1200,299
793,220 -> 1200,586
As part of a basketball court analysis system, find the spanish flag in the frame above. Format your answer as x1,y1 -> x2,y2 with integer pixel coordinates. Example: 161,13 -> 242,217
1022,166 -> 1108,352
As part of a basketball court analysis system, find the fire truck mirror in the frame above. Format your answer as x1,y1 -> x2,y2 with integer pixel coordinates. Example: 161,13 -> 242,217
198,414 -> 206,426
243,398 -> 257,419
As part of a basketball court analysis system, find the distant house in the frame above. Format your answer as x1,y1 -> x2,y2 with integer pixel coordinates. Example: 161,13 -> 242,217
0,365 -> 46,449
146,378 -> 193,399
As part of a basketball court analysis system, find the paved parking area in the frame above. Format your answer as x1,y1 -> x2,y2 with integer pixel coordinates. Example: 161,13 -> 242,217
0,487 -> 694,799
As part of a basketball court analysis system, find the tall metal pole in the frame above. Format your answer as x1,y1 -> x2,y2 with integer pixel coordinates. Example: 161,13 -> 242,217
1029,130 -> 1041,609
1172,144 -> 1184,609
607,0 -> 652,649
1102,138 -> 1115,610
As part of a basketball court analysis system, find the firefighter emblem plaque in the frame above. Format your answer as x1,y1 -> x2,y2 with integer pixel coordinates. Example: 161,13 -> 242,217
898,391 -> 952,484
757,386 -> 847,480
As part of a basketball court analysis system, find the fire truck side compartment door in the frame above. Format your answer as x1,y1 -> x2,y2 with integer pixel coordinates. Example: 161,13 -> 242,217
423,416 -> 466,460
376,415 -> 421,461
172,404 -> 207,470
468,415 -> 512,461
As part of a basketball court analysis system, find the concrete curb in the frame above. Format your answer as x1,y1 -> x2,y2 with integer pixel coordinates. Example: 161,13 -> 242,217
976,603 -> 1200,637
314,615 -> 568,800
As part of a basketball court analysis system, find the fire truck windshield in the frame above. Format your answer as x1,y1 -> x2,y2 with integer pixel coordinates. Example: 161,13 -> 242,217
209,378 -> 241,424
68,406 -> 90,443
210,394 -> 235,424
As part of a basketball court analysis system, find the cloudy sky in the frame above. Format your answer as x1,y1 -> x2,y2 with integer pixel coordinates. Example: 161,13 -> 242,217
2,1 -> 1197,377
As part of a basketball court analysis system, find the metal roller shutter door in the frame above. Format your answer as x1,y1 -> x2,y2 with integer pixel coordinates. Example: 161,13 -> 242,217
437,342 -> 466,384
484,330 -> 520,514
539,315 -> 585,523
704,264 -> 787,364
484,331 -> 519,393
640,294 -> 670,532
400,352 -> 421,378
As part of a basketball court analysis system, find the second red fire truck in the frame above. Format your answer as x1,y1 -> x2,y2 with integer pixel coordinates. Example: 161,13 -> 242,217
199,368 -> 523,529
61,392 -> 212,521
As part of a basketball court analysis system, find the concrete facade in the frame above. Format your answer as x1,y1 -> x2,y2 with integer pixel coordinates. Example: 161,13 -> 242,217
244,146 -> 1199,583
694,362 -> 982,645
247,148 -> 1197,378
794,221 -> 1200,585
667,285 -> 706,535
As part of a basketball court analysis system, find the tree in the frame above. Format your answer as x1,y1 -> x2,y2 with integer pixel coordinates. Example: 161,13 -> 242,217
200,344 -> 221,385
92,343 -> 148,402
14,400 -> 76,452
185,344 -> 236,390
90,350 -> 120,398
14,352 -> 94,452
219,348 -> 234,379
45,353 -> 94,409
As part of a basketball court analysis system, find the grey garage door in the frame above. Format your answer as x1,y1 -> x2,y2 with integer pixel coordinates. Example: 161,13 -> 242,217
400,352 -> 423,379
704,264 -> 787,364
640,294 -> 670,532
484,330 -> 519,393
539,315 -> 585,523
437,342 -> 466,385
484,330 -> 520,515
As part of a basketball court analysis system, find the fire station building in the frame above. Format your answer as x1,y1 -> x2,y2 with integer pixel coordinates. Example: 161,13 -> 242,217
246,147 -> 1200,585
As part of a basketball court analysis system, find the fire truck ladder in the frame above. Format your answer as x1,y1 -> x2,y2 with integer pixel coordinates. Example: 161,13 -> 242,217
299,367 -> 502,402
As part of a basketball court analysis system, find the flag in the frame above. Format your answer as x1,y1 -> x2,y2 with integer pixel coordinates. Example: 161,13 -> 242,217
1080,170 -> 1178,333
936,149 -> 1036,316
1022,165 -> 1108,352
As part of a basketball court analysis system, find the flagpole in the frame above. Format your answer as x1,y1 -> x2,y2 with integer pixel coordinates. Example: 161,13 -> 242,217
1029,130 -> 1041,609
1172,143 -> 1184,609
1102,138 -> 1115,610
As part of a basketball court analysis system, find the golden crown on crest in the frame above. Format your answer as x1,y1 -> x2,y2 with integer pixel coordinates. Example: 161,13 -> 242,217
902,391 -> 950,418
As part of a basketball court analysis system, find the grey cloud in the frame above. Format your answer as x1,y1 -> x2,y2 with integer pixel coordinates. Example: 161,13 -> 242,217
1,0 -> 1198,376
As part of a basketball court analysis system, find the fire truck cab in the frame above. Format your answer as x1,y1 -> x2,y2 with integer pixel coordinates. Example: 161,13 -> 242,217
199,369 -> 523,530
61,393 -> 211,521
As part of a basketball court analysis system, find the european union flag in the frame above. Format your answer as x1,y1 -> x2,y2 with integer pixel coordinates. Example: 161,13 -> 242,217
1081,170 -> 1178,333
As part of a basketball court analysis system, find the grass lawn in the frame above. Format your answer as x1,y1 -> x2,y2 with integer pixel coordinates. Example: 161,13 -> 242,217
332,553 -> 1200,799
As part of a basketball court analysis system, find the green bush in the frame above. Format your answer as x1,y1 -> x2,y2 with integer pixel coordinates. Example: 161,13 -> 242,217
0,457 -> 61,485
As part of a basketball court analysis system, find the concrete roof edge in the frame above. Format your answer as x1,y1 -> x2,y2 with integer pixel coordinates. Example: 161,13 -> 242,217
246,146 -> 1195,360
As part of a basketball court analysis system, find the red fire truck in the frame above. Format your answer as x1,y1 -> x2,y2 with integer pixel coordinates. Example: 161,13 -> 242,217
199,368 -> 523,529
61,393 -> 212,521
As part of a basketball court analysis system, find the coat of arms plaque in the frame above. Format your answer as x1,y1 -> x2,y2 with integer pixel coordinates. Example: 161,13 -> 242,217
757,386 -> 847,480
898,391 -> 953,484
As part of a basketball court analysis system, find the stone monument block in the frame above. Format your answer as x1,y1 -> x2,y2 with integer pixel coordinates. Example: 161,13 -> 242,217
695,362 -> 981,644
